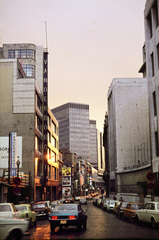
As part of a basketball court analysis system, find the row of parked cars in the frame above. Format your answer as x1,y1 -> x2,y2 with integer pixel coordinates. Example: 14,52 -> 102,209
0,198 -> 68,240
93,195 -> 159,228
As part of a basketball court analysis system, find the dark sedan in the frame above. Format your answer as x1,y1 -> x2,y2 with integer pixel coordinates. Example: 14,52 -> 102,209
31,201 -> 50,219
49,203 -> 87,232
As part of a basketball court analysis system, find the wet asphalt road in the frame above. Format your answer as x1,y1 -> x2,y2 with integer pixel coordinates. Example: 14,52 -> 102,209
23,200 -> 159,239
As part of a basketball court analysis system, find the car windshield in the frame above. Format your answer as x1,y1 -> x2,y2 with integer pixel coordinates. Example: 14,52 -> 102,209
16,205 -> 27,211
131,204 -> 143,210
54,205 -> 77,211
0,205 -> 11,212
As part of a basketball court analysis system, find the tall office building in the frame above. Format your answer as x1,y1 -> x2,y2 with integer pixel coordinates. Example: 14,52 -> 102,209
89,120 -> 98,169
52,103 -> 90,161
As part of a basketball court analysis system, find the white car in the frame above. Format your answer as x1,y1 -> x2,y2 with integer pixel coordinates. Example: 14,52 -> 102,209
75,196 -> 81,201
107,200 -> 115,212
0,203 -> 21,219
0,217 -> 29,240
135,201 -> 159,228
80,197 -> 87,205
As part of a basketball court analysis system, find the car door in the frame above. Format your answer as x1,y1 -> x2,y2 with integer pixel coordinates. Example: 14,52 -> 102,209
124,204 -> 130,218
139,203 -> 150,222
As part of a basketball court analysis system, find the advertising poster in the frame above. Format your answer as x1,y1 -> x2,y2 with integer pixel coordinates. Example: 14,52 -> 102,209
62,167 -> 71,176
62,176 -> 71,186
62,186 -> 71,197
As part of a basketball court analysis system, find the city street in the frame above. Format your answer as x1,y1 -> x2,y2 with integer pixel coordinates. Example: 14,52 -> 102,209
23,200 -> 159,239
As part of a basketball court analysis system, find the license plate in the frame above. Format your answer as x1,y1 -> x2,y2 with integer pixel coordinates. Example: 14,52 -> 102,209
60,220 -> 67,224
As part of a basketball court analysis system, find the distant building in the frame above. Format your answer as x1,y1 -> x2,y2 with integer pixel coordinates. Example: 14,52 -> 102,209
107,78 -> 151,202
97,130 -> 105,176
52,102 -> 90,160
89,120 -> 98,169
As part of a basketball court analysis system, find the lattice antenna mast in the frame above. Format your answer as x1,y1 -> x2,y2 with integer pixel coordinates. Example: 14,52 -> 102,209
45,21 -> 48,52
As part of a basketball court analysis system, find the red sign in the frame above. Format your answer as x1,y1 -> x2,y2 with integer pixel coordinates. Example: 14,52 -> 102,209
147,182 -> 155,190
12,186 -> 21,194
146,172 -> 155,181
13,177 -> 21,186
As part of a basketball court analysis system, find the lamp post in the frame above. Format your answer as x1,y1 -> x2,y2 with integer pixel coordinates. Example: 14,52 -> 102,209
16,160 -> 20,177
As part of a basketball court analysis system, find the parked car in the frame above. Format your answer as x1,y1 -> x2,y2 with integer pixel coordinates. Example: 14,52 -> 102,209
51,201 -> 58,210
80,197 -> 87,205
31,201 -> 50,219
123,202 -> 144,222
86,195 -> 92,200
0,217 -> 29,240
49,203 -> 87,232
97,198 -> 102,207
103,199 -> 111,211
107,200 -> 116,212
135,201 -> 159,228
0,203 -> 21,219
116,201 -> 129,218
63,196 -> 74,203
93,197 -> 99,206
15,204 -> 37,227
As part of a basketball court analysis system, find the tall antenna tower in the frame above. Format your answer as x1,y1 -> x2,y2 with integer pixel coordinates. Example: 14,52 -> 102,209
45,21 -> 48,52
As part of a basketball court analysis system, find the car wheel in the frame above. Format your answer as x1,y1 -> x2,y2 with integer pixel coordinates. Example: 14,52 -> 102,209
33,219 -> 37,226
83,221 -> 87,230
135,215 -> 140,225
151,218 -> 156,228
9,230 -> 21,240
50,224 -> 55,232
78,223 -> 82,230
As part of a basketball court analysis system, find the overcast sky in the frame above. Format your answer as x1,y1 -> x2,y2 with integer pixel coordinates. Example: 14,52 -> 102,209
0,0 -> 146,131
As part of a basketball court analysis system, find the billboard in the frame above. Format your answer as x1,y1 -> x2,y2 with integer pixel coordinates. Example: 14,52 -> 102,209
62,186 -> 71,197
0,136 -> 22,168
62,176 -> 71,186
62,167 -> 71,176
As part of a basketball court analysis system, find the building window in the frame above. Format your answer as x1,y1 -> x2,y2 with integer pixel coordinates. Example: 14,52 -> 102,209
52,167 -> 56,180
155,132 -> 159,156
36,94 -> 42,113
35,136 -> 42,153
36,115 -> 42,132
151,53 -> 155,77
22,65 -> 35,77
153,0 -> 159,29
153,91 -> 157,116
147,11 -> 153,39
8,49 -> 35,59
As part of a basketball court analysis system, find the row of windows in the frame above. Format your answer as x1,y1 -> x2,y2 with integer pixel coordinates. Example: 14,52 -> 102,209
147,0 -> 159,39
8,49 -> 35,59
22,65 -> 35,77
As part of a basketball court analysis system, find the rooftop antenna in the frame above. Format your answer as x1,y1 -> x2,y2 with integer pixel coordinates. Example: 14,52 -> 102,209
45,21 -> 48,52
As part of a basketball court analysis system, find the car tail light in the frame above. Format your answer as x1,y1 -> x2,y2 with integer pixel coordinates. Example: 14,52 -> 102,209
26,213 -> 28,218
51,216 -> 58,220
69,215 -> 75,219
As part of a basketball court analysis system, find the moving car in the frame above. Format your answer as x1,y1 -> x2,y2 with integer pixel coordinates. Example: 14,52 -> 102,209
80,197 -> 87,205
63,196 -> 74,203
75,196 -> 81,201
15,204 -> 37,227
0,203 -> 21,219
135,201 -> 159,228
116,201 -> 129,218
31,201 -> 50,219
49,203 -> 87,232
123,202 -> 144,222
0,217 -> 29,240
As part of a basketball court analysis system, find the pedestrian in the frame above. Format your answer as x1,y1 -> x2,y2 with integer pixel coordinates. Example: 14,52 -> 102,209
119,197 -> 123,202
113,195 -> 116,200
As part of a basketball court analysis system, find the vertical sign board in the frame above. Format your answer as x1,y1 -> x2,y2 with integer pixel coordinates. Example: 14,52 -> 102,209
43,51 -> 49,183
11,132 -> 17,176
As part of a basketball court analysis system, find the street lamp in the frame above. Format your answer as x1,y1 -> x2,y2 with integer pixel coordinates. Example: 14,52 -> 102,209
16,160 -> 20,177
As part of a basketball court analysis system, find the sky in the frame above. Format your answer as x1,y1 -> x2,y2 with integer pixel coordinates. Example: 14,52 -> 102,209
0,0 -> 146,132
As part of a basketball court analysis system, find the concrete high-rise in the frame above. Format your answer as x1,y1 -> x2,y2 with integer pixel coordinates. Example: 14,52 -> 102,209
52,103 -> 90,161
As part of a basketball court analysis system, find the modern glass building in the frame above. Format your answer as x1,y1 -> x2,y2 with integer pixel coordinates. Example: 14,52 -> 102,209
52,103 -> 90,160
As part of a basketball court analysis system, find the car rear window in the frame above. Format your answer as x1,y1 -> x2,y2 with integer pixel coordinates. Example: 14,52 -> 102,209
32,203 -> 46,208
0,205 -> 11,212
16,205 -> 27,211
55,205 -> 77,211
